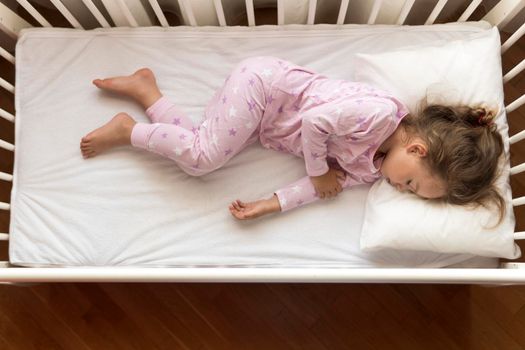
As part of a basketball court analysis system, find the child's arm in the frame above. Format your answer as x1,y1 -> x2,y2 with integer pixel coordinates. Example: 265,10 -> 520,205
301,101 -> 397,177
229,171 -> 352,220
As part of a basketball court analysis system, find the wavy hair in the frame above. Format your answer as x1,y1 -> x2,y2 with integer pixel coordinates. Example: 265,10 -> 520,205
401,100 -> 506,226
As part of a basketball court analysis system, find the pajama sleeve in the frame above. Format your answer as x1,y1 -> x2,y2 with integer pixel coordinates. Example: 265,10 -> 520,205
302,110 -> 358,177
300,100 -> 397,177
274,173 -> 361,212
301,114 -> 331,176
275,99 -> 400,212
273,176 -> 318,212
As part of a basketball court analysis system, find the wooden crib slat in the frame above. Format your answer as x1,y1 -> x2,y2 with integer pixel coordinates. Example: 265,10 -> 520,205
482,0 -> 525,29
178,0 -> 197,26
0,2 -> 32,38
514,232 -> 525,240
245,0 -> 255,26
0,108 -> 14,123
116,0 -> 138,27
513,196 -> 525,207
0,172 -> 12,182
396,0 -> 415,25
458,0 -> 482,22
425,0 -> 448,25
49,0 -> 83,29
0,46 -> 14,65
506,93 -> 525,114
307,0 -> 317,25
148,0 -> 169,27
336,0 -> 350,25
81,0 -> 110,28
0,202 -> 10,211
504,58 -> 525,84
502,21 -> 525,54
368,0 -> 382,25
0,77 -> 14,94
510,129 -> 525,145
277,0 -> 285,25
213,0 -> 227,27
100,1 -> 154,27
16,0 -> 52,27
511,162 -> 525,176
0,139 -> 14,152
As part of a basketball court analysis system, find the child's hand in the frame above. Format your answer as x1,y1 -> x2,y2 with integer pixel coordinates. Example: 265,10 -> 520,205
310,168 -> 346,199
229,195 -> 281,220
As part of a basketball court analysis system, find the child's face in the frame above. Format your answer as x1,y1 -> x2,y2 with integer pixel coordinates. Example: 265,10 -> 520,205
379,141 -> 446,200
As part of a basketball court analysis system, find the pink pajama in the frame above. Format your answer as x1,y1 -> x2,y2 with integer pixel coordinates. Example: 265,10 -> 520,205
130,56 -> 410,212
131,56 -> 279,176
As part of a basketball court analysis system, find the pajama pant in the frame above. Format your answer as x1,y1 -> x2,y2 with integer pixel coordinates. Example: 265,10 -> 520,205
130,56 -> 283,176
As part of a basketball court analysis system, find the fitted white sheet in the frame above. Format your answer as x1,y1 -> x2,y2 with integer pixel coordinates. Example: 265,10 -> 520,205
10,22 -> 499,267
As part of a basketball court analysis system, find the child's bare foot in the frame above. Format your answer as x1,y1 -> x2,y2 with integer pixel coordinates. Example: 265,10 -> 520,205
80,113 -> 136,159
93,68 -> 162,109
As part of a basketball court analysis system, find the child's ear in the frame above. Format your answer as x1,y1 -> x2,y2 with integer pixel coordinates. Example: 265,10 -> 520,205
408,143 -> 428,157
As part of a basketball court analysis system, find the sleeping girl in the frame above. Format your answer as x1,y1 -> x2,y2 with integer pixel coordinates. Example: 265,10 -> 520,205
80,56 -> 504,222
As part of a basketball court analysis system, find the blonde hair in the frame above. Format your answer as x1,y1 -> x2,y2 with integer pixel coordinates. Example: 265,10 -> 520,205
401,99 -> 506,225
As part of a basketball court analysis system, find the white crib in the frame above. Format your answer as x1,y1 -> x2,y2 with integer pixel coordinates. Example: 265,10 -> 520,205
1,0 -> 525,283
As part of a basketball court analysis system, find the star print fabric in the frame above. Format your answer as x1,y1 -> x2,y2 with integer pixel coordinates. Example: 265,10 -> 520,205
130,56 -> 410,212
130,56 -> 277,176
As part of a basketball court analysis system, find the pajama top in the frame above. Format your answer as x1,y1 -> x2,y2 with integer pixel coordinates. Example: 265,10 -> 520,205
263,60 -> 410,211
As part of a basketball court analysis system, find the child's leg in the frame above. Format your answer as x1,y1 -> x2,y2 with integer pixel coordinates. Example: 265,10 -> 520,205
131,57 -> 282,176
83,56 -> 284,176
93,68 -> 197,130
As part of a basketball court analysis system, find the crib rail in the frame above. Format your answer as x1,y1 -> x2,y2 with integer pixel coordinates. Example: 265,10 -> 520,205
0,267 -> 523,284
1,0 -> 525,282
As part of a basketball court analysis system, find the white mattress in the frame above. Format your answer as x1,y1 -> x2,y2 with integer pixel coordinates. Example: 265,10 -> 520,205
10,22 -> 499,268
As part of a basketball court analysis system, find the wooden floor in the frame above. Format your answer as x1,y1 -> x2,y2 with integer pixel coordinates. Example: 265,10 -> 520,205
3,3 -> 525,349
3,282 -> 525,350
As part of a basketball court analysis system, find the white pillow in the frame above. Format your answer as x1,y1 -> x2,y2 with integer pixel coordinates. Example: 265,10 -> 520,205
355,27 -> 521,259
362,179 -> 519,259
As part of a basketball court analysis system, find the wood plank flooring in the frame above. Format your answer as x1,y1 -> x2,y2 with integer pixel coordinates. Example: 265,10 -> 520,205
1,3 -> 525,349
0,283 -> 525,349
